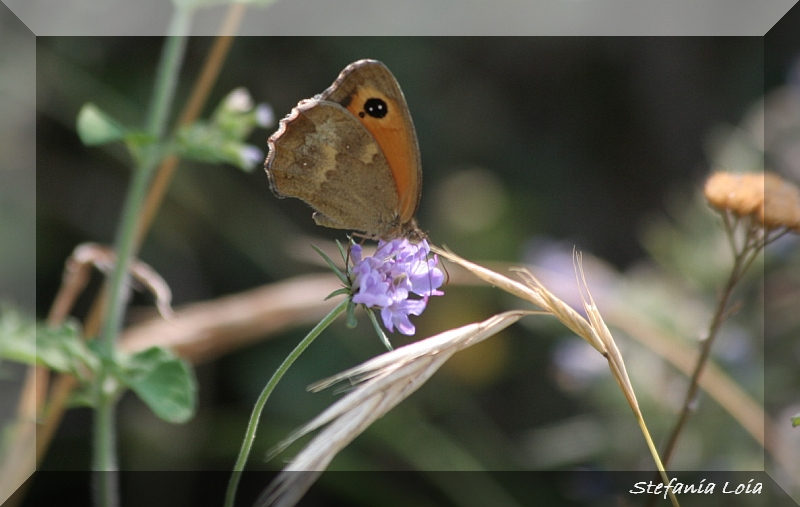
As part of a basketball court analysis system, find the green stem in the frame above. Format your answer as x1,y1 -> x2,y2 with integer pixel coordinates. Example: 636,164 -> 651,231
96,156 -> 159,358
147,9 -> 192,139
366,307 -> 393,351
97,13 -> 191,359
91,9 -> 192,507
92,378 -> 119,507
224,298 -> 349,507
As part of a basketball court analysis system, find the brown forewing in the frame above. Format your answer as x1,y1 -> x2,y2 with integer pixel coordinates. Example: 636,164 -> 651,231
266,100 -> 401,236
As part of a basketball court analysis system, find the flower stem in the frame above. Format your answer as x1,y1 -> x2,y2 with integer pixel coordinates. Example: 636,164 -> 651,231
659,222 -> 763,468
91,11 -> 192,507
224,298 -> 349,507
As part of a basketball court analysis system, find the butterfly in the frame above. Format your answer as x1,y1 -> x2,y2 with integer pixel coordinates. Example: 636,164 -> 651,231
265,59 -> 423,240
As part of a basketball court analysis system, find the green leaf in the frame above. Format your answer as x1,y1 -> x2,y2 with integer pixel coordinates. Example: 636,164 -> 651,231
336,239 -> 350,264
35,322 -> 99,378
325,288 -> 350,300
346,300 -> 358,329
366,308 -> 393,351
792,414 -> 800,427
0,306 -> 37,365
76,103 -> 127,146
3,320 -> 100,383
67,384 -> 97,409
1,312 -> 99,385
312,244 -> 348,285
121,347 -> 197,424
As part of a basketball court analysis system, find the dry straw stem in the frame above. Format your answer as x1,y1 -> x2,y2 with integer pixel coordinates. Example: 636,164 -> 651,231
459,246 -> 777,475
120,273 -> 343,363
431,246 -> 603,353
257,310 -> 532,507
434,246 -> 620,374
72,243 -> 175,320
260,248 -> 677,507
432,246 -> 678,507
607,306 -> 800,486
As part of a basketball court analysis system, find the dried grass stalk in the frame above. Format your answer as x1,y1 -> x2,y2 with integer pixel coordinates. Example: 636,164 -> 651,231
257,310 -> 531,507
259,245 -> 679,507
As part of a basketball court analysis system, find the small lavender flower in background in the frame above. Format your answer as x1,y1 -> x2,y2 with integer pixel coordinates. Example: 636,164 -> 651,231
213,87 -> 275,139
225,87 -> 255,112
237,144 -> 265,169
255,103 -> 275,128
175,87 -> 272,172
350,238 -> 443,336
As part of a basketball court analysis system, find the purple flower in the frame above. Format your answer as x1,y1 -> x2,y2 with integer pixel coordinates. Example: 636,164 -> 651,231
237,144 -> 264,169
255,103 -> 275,128
350,238 -> 444,335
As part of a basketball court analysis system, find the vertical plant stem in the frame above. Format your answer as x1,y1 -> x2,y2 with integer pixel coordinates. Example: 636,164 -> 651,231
32,31 -> 236,486
91,151 -> 156,506
645,221 -> 765,507
147,6 -> 193,139
97,16 -> 191,359
224,299 -> 349,507
96,157 -> 160,358
93,389 -> 119,507
92,10 -> 192,507
659,223 -> 762,468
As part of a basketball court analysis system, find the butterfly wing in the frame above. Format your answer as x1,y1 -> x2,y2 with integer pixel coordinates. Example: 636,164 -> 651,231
319,59 -> 422,227
266,59 -> 422,238
266,99 -> 401,235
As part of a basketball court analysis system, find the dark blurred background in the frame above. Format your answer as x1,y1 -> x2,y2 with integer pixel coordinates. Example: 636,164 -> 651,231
37,36 -> 764,303
29,30 -> 800,506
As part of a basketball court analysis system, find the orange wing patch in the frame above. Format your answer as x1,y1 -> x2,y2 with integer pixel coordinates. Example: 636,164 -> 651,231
344,85 -> 420,224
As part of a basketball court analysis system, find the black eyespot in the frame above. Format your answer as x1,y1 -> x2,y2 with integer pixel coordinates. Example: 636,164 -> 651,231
361,98 -> 388,119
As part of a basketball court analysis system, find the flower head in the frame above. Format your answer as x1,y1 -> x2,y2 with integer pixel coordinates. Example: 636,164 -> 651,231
224,87 -> 255,112
213,87 -> 274,138
704,172 -> 763,216
350,238 -> 444,335
704,170 -> 800,232
761,172 -> 800,231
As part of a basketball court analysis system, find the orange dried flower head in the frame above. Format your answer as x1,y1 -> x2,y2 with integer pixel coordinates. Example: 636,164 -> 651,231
760,172 -> 800,231
704,171 -> 800,232
704,172 -> 762,216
